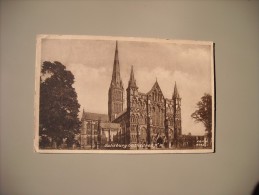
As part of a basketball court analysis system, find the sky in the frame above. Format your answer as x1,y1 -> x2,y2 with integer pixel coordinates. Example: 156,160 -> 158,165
40,36 -> 213,135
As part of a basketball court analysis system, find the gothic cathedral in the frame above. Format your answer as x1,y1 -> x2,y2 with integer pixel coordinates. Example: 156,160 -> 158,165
108,41 -> 182,148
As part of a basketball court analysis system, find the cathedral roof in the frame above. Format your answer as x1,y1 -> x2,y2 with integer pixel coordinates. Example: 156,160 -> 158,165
146,80 -> 164,98
165,98 -> 173,103
115,110 -> 127,119
100,122 -> 120,129
82,111 -> 109,122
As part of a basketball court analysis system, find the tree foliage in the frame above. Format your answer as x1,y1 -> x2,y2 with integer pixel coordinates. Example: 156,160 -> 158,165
39,61 -> 81,148
191,94 -> 212,144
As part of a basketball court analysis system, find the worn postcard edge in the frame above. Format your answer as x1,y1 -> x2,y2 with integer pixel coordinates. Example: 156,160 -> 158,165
34,35 -> 215,154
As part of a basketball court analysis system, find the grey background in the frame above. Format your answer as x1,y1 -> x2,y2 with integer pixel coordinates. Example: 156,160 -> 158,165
0,0 -> 258,195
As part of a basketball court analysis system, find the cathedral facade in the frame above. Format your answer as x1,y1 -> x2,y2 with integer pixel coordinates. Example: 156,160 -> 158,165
81,41 -> 182,149
108,41 -> 182,148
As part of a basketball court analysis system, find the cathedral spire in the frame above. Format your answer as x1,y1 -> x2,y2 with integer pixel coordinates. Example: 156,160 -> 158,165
111,41 -> 123,87
128,65 -> 137,88
173,82 -> 180,99
108,41 -> 124,122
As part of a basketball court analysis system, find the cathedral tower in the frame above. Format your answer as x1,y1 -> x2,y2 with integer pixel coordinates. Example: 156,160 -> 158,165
126,66 -> 139,144
108,41 -> 124,122
126,66 -> 138,110
172,82 -> 182,140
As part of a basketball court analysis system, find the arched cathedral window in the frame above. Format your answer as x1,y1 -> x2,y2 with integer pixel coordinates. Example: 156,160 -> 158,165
141,115 -> 144,124
155,105 -> 160,126
131,115 -> 134,123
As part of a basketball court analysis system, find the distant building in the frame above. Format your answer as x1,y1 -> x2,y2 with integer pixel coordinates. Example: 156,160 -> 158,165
81,41 -> 182,149
179,134 -> 207,148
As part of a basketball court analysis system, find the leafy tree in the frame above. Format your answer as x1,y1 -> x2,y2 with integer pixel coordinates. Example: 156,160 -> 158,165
39,61 -> 81,149
191,94 -> 212,146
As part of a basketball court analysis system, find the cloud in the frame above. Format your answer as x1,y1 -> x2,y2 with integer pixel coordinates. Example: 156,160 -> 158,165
66,64 -> 110,114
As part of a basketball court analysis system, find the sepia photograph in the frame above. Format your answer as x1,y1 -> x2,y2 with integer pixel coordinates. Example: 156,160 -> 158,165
34,35 -> 215,153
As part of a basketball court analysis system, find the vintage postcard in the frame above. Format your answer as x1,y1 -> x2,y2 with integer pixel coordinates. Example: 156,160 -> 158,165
34,35 -> 215,153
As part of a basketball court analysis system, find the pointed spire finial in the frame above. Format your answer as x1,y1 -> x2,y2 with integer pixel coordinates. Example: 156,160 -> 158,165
115,40 -> 118,52
173,82 -> 180,99
82,108 -> 85,119
128,65 -> 137,88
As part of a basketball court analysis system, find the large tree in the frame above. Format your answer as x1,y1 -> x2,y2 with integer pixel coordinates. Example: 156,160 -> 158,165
39,61 -> 81,148
191,94 -> 212,146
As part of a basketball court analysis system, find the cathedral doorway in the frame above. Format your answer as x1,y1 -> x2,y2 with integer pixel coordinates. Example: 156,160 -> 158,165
139,127 -> 147,145
156,135 -> 163,148
168,129 -> 174,148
